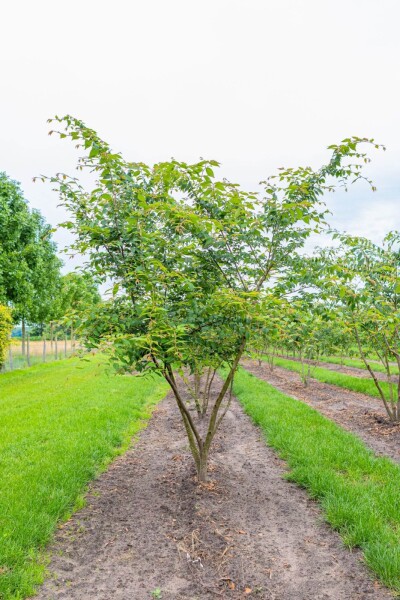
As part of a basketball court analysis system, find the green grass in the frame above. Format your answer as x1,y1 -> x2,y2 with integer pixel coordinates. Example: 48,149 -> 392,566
232,367 -> 400,592
0,357 -> 168,600
319,355 -> 399,376
271,356 -> 396,402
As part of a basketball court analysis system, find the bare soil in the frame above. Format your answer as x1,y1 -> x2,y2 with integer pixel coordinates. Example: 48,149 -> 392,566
243,359 -> 400,463
34,384 -> 390,599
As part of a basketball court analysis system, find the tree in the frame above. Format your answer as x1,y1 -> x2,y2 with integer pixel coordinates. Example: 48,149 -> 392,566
45,115 -> 379,481
0,173 -> 62,344
0,173 -> 34,308
249,295 -> 285,369
278,297 -> 336,385
321,232 -> 400,421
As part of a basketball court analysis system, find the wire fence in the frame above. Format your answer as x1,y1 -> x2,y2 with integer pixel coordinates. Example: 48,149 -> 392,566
1,336 -> 78,373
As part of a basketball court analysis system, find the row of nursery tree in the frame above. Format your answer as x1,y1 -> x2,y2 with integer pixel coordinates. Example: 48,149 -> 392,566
251,230 -> 400,421
0,172 -> 100,365
36,115 -> 398,482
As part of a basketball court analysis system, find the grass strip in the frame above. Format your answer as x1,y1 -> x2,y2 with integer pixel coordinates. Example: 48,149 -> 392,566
271,356 -> 395,401
319,355 -> 399,376
0,356 -> 168,600
232,367 -> 400,592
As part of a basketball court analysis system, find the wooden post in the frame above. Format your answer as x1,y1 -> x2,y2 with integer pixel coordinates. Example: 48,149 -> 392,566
27,332 -> 31,367
71,325 -> 75,352
9,345 -> 13,371
43,336 -> 46,363
64,334 -> 67,358
50,322 -> 54,350
55,334 -> 58,360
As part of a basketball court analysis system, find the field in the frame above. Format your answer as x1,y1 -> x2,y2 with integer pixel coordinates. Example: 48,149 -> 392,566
4,340 -> 76,372
0,357 -> 168,599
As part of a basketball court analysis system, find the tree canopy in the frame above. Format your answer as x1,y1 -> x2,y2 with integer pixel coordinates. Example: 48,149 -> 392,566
45,115 -> 380,480
0,172 -> 62,328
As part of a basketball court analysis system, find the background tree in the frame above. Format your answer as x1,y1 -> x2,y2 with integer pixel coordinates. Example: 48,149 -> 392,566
46,116 -> 379,481
320,232 -> 400,421
0,172 -> 62,345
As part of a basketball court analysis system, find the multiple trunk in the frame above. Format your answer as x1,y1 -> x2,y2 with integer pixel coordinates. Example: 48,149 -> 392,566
157,338 -> 246,482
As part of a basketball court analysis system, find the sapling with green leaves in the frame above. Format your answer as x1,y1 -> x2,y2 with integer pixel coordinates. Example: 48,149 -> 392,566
278,298 -> 336,386
43,117 -> 379,480
318,232 -> 400,421
249,296 -> 286,369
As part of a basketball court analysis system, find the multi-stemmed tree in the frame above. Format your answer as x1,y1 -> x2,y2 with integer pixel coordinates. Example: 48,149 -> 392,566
45,116 -> 379,480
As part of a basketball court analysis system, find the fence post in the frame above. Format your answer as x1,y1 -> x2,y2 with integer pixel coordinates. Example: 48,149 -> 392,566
55,334 -> 58,360
43,336 -> 46,363
9,345 -> 13,371
64,334 -> 67,358
27,333 -> 31,367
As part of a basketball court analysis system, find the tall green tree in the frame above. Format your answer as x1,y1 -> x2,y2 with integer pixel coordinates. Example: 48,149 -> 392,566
0,172 -> 62,344
46,116 -> 380,480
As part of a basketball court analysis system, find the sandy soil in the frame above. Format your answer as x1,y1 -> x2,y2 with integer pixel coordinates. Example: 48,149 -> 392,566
34,386 -> 390,599
243,359 -> 400,464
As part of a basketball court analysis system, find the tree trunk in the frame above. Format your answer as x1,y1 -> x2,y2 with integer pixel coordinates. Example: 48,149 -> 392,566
197,448 -> 209,483
21,319 -> 26,356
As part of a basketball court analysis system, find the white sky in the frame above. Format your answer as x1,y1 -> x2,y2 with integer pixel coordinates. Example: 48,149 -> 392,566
1,0 -> 399,271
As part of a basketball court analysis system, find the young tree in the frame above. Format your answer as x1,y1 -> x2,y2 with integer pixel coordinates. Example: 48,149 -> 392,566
45,116 -> 379,480
249,296 -> 285,369
322,232 -> 400,421
279,297 -> 336,385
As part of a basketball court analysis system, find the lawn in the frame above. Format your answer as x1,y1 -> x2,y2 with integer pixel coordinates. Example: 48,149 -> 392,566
232,367 -> 400,592
0,356 -> 168,600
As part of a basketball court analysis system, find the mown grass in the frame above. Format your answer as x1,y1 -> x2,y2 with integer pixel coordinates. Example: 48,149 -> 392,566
271,356 -> 396,402
0,357 -> 168,600
319,355 -> 399,376
232,367 -> 400,592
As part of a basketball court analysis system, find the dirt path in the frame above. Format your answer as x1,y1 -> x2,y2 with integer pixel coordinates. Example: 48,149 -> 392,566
34,392 -> 390,600
243,359 -> 400,463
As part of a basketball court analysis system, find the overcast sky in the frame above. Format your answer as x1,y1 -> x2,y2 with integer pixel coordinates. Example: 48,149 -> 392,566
1,0 -> 399,271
